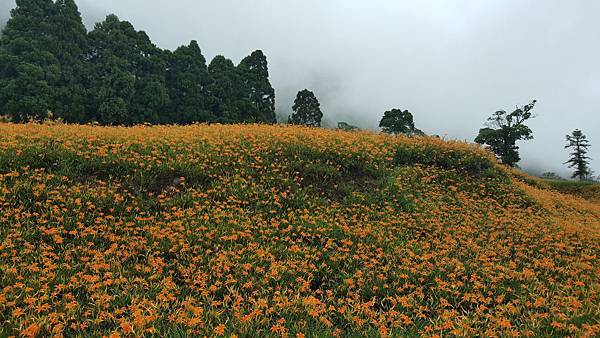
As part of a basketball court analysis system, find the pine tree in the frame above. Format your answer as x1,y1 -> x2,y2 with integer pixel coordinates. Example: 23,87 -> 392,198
0,0 -> 59,121
238,50 -> 276,123
165,40 -> 211,123
129,43 -> 169,124
289,89 -> 322,127
49,0 -> 88,122
87,15 -> 169,125
207,55 -> 244,123
0,0 -> 90,122
564,129 -> 592,181
86,15 -> 135,124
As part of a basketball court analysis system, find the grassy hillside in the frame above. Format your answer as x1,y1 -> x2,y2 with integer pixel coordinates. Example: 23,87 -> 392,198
0,123 -> 598,337
543,179 -> 600,204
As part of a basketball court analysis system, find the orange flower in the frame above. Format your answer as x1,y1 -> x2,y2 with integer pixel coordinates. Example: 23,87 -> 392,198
215,324 -> 226,336
20,323 -> 40,338
120,322 -> 133,334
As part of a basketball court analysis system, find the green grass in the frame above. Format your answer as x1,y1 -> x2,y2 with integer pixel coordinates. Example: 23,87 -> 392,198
542,179 -> 600,203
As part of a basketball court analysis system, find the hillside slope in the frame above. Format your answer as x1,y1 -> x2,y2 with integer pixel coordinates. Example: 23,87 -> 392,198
0,123 -> 598,337
543,179 -> 600,204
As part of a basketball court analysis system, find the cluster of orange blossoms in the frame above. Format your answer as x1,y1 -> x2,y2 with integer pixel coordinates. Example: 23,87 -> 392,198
0,123 -> 598,337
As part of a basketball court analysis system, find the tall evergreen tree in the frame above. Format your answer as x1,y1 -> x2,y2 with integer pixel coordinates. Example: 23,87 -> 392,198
87,14 -> 169,124
289,89 -> 322,127
564,129 -> 592,181
0,0 -> 89,122
475,100 -> 537,167
86,15 -> 135,124
165,40 -> 211,123
238,50 -> 276,123
48,0 -> 88,122
0,0 -> 59,121
207,55 -> 244,123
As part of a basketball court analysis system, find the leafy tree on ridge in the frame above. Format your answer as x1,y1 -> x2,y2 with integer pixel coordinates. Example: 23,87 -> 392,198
475,100 -> 537,167
379,108 -> 423,136
49,0 -> 89,122
0,0 -> 89,122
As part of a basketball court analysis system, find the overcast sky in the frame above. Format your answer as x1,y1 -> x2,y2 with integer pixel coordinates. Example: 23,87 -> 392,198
2,1 -> 599,177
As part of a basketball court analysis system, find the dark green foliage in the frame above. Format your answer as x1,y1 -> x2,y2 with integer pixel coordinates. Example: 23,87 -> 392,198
48,0 -> 88,122
564,129 -> 592,181
207,55 -> 245,122
206,51 -> 277,124
0,0 -> 89,122
289,89 -> 323,127
541,172 -> 564,180
337,121 -> 360,131
379,109 -> 424,136
475,100 -> 537,167
0,2 -> 278,125
238,50 -> 276,123
0,0 -> 59,121
164,40 -> 211,124
86,14 -> 169,125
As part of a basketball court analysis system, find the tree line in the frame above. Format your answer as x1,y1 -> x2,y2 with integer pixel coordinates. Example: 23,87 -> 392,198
0,0 -> 276,125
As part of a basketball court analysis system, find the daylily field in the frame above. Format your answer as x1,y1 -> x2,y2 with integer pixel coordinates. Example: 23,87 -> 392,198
0,123 -> 598,337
